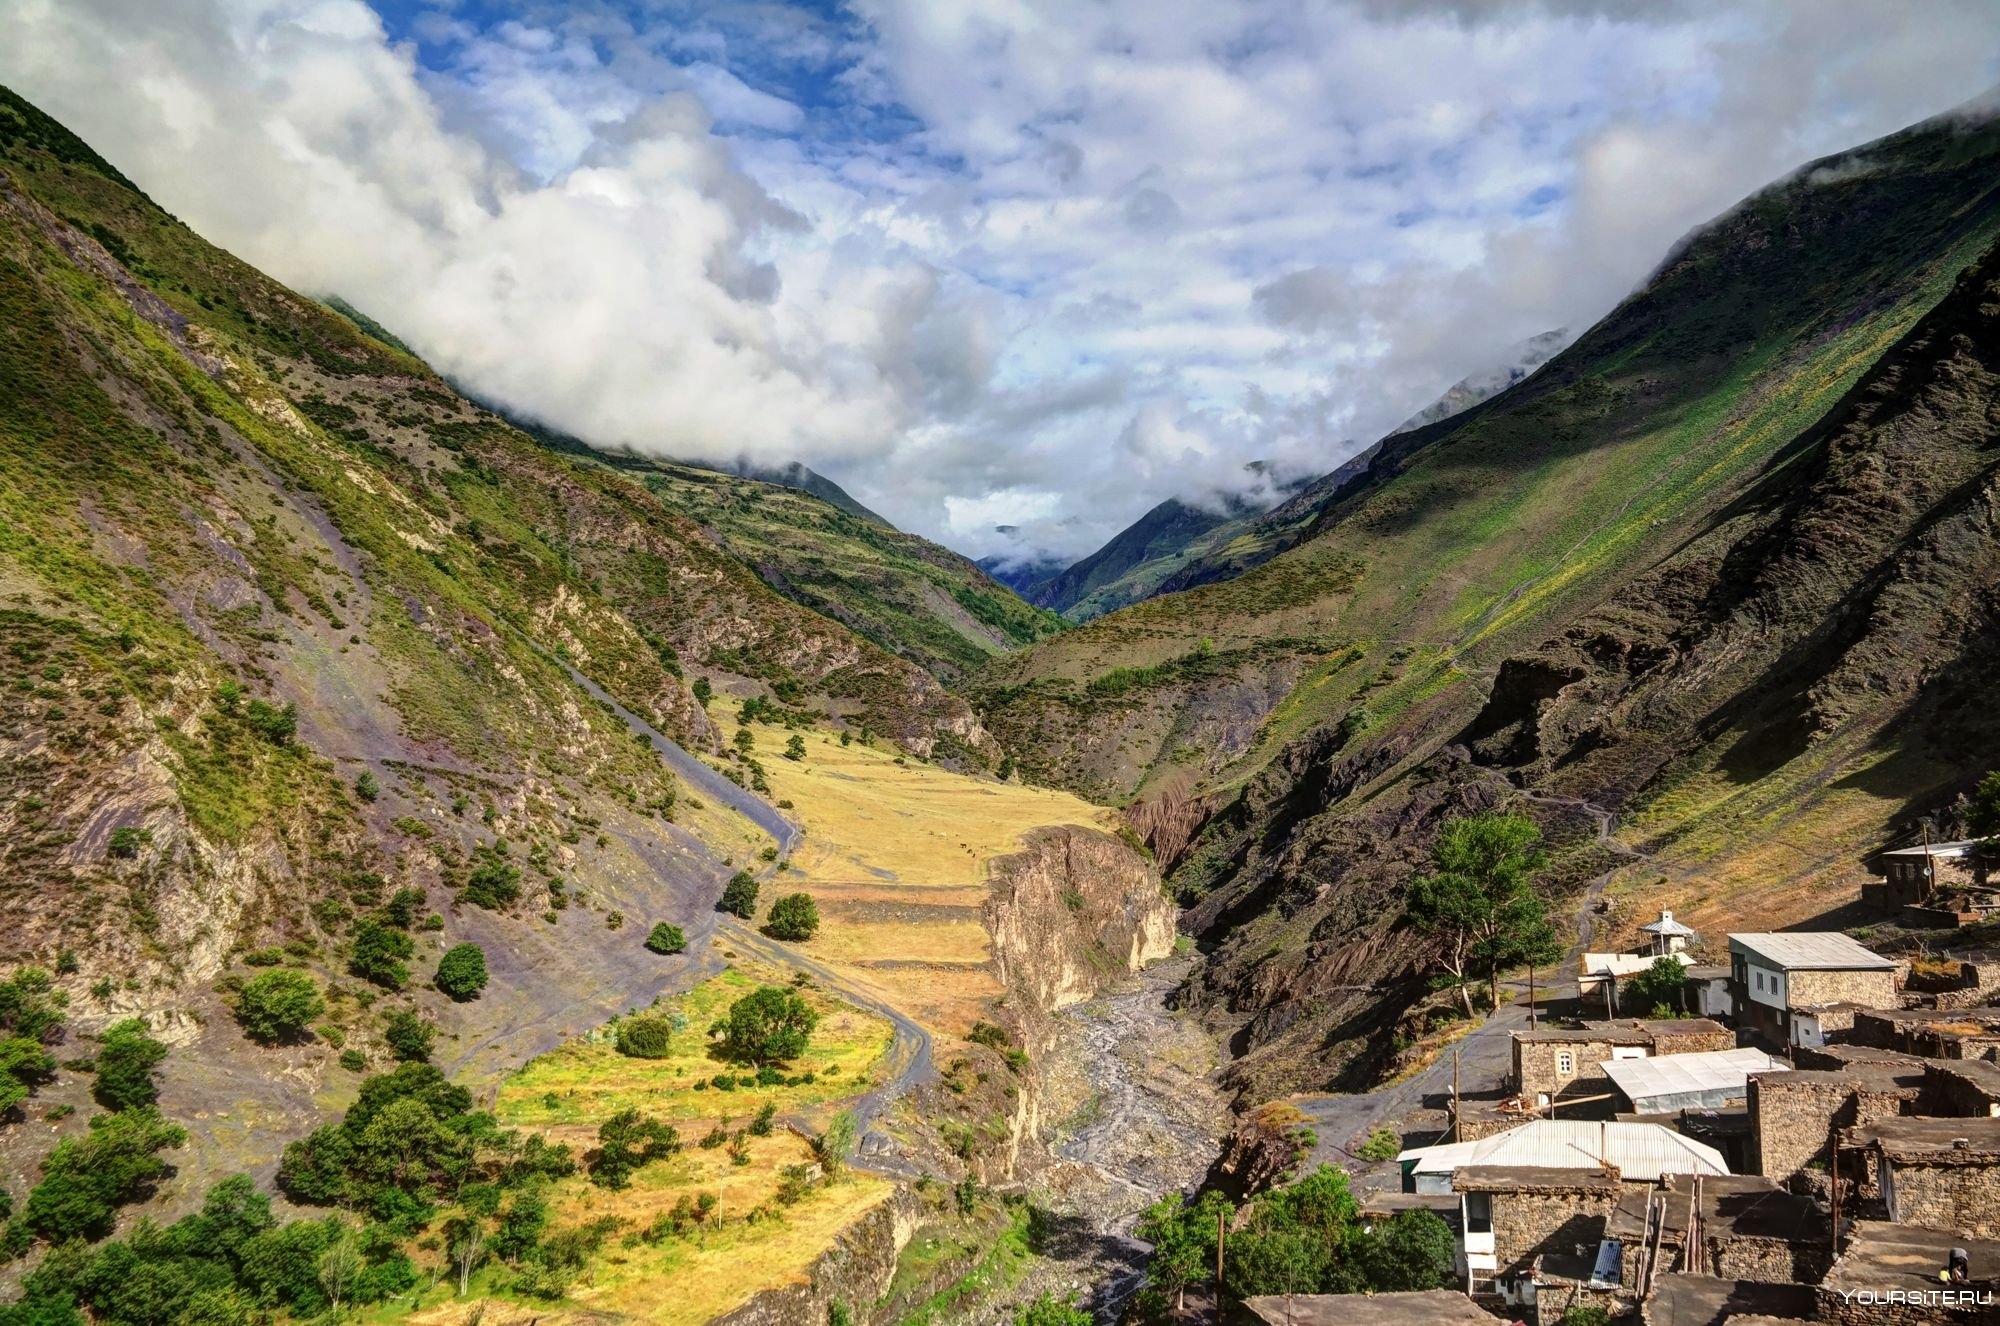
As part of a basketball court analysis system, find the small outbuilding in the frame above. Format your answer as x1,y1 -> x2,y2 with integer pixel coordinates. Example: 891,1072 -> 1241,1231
1602,1047 -> 1789,1114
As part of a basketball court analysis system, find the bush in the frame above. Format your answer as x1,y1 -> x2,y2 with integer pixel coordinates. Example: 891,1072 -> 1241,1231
644,923 -> 687,955
1019,1292 -> 1091,1326
235,971 -> 324,1043
339,1049 -> 367,1072
713,986 -> 818,1066
106,827 -> 151,860
434,944 -> 488,1001
717,871 -> 758,919
587,1109 -> 680,1190
347,919 -> 413,991
22,1108 -> 187,1242
243,699 -> 296,745
92,1019 -> 167,1112
382,1012 -> 435,1064
461,858 -> 521,909
380,887 -> 426,929
614,1016 -> 675,1059
762,893 -> 820,942
1357,1127 -> 1401,1162
353,771 -> 379,802
784,735 -> 806,761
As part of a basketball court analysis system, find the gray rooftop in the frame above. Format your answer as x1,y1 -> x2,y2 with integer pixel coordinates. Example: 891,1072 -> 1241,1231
1401,1120 -> 1730,1181
1640,1273 -> 1815,1326
1847,1116 -> 2000,1159
1603,1048 -> 1789,1108
1727,931 -> 1897,970
1241,1291 -> 1496,1326
1641,911 -> 1699,936
1823,1222 -> 2000,1294
1880,839 -> 1981,857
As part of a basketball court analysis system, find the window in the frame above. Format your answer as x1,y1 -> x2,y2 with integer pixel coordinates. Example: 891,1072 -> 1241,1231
1754,971 -> 1764,991
1556,1051 -> 1574,1076
1464,1192 -> 1492,1234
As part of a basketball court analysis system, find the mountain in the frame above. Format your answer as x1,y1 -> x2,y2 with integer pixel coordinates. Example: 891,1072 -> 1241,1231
1027,331 -> 1568,623
484,416 -> 1065,683
974,100 -> 2000,1100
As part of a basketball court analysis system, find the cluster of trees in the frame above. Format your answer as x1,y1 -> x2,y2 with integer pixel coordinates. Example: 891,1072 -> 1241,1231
1135,1167 -> 1454,1314
460,843 -> 521,910
1405,813 -> 1560,1014
0,968 -> 64,1114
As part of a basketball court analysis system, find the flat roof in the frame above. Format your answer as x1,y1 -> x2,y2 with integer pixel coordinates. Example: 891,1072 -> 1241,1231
1515,1017 -> 1727,1045
1880,840 -> 1980,857
1640,1273 -> 1815,1326
1822,1222 -> 2000,1294
1452,1165 -> 1618,1193
1752,1064 -> 1924,1094
1604,1048 -> 1788,1107
1608,1176 -> 1823,1244
1727,931 -> 1897,970
1847,1116 -> 2000,1159
1927,1058 -> 2000,1095
1240,1290 -> 1496,1326
1401,1120 -> 1729,1181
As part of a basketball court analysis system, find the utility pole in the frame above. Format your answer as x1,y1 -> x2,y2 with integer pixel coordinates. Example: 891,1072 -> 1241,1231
1452,1046 -> 1462,1141
1528,959 -> 1538,1030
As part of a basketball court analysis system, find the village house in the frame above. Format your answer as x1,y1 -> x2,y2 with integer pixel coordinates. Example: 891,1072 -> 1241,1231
1845,1117 -> 2000,1239
1452,1165 -> 1620,1305
1747,1061 -> 1925,1187
1604,1174 -> 1832,1291
1728,932 -> 1899,1048
1602,1047 -> 1790,1115
1399,1119 -> 1730,1194
1922,1060 -> 2000,1118
1852,1006 -> 2000,1061
1639,1273 -> 1816,1326
1513,1018 -> 1735,1108
1866,839 -> 1988,905
1816,1222 -> 2000,1326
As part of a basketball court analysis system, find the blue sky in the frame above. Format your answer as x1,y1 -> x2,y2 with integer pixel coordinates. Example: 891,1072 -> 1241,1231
6,0 -> 2000,562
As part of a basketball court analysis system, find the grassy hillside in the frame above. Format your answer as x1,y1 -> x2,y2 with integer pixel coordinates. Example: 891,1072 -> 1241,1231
976,103 -> 2000,1098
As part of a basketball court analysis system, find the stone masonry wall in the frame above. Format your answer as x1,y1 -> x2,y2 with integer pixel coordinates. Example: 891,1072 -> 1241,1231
1751,1075 -> 1920,1184
1491,1188 -> 1618,1276
1790,968 -> 1899,1009
1889,1158 -> 2000,1238
1710,1235 -> 1833,1285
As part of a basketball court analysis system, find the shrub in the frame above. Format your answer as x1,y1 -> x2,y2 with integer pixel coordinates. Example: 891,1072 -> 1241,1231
748,1101 -> 777,1137
106,826 -> 152,860
588,1109 -> 680,1190
713,986 -> 818,1066
92,1019 -> 168,1112
1357,1127 -> 1401,1162
241,946 -> 285,967
434,944 -> 488,1000
380,887 -> 427,929
614,1017 -> 675,1059
762,893 -> 819,942
461,859 -> 521,909
382,1012 -> 435,1064
236,971 -> 324,1043
644,923 -> 687,955
692,677 -> 712,706
353,771 -> 379,802
784,735 -> 806,761
243,699 -> 297,745
717,871 -> 758,919
339,1049 -> 366,1072
347,919 -> 413,991
1019,1292 -> 1091,1326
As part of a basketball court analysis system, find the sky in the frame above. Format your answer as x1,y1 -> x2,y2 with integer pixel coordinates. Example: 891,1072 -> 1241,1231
4,2 -> 1999,567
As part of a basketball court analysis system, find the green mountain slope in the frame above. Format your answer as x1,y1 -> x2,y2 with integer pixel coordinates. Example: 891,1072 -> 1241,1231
975,102 -> 2000,1098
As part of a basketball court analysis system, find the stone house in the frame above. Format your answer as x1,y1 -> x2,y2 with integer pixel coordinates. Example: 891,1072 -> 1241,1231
1868,839 -> 1988,906
1747,1061 -> 1924,1186
1728,932 -> 1899,1048
1923,1060 -> 2000,1118
1513,1019 -> 1735,1107
1846,1117 -> 2000,1238
1816,1222 -> 2000,1325
1604,1174 -> 1831,1291
1852,1007 -> 2000,1061
1452,1165 -> 1619,1304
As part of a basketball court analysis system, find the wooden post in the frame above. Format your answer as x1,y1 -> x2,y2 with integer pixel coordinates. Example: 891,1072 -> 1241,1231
1451,1046 -> 1461,1141
1829,1127 -> 1842,1264
1528,960 -> 1537,1030
1922,822 -> 1935,904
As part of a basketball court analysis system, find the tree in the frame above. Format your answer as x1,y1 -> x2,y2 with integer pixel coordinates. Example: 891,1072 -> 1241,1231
1351,1209 -> 1456,1291
1405,812 -> 1556,1014
644,923 -> 687,955
383,1011 -> 436,1063
717,871 -> 759,919
348,919 -> 414,990
93,1018 -> 168,1111
784,735 -> 806,761
588,1109 -> 680,1190
1967,770 -> 2000,839
614,1016 -> 675,1059
1135,1189 -> 1233,1311
763,893 -> 820,942
1625,955 -> 1690,1018
443,1212 -> 486,1296
813,1110 -> 856,1178
434,944 -> 488,1000
714,985 -> 818,1065
235,970 -> 324,1043
22,1108 -> 188,1242
692,677 -> 712,706
317,1230 -> 363,1313
733,728 -> 755,754
1017,1292 -> 1091,1326
354,771 -> 380,802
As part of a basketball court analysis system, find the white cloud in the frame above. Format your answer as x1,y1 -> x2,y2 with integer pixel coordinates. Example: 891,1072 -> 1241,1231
2,0 -> 1998,566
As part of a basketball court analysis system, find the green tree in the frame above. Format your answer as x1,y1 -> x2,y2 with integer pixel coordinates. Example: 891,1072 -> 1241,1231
1967,770 -> 2000,838
717,871 -> 759,919
354,770 -> 380,802
692,677 -> 712,706
714,985 -> 818,1065
614,1016 -> 675,1059
348,919 -> 413,990
22,1108 -> 188,1242
1625,955 -> 1690,1018
382,1011 -> 435,1063
434,943 -> 489,1000
763,892 -> 820,942
784,734 -> 806,761
92,1019 -> 168,1111
644,923 -> 687,955
1558,1307 -> 1611,1326
733,728 -> 755,754
317,1230 -> 363,1314
588,1109 -> 680,1190
1405,812 -> 1556,1014
1350,1209 -> 1456,1291
1017,1291 -> 1091,1326
813,1109 -> 856,1178
1135,1189 -> 1233,1312
235,970 -> 324,1043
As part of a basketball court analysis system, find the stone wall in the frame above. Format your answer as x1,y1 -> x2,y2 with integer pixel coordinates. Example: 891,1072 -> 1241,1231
1515,1037 -> 1624,1101
1491,1188 -> 1618,1276
1887,1156 -> 2000,1238
1709,1235 -> 1833,1285
1924,1063 -> 2000,1118
1789,968 -> 1899,1009
1749,1072 -> 1920,1184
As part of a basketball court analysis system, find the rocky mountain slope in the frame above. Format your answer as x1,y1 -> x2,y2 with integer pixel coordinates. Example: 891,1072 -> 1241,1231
975,101 -> 2000,1100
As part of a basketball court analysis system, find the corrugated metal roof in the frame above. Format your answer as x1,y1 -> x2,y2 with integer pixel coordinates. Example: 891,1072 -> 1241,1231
1640,914 -> 1698,936
1397,1121 -> 1730,1181
1727,931 -> 1897,970
1601,1048 -> 1789,1109
1880,840 -> 1979,857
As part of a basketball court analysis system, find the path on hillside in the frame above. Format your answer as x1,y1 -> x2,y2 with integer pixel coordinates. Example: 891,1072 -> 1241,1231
1292,794 -> 1647,1192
